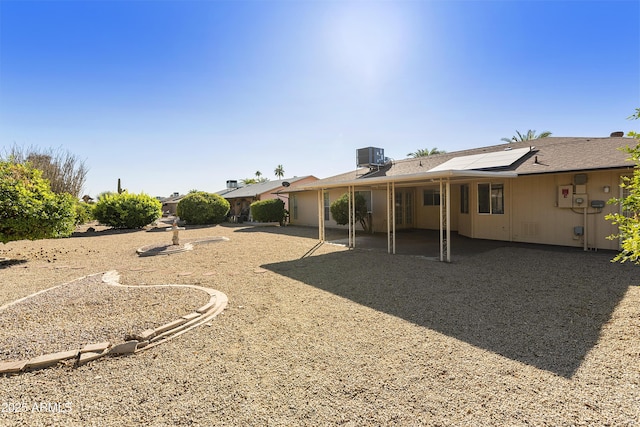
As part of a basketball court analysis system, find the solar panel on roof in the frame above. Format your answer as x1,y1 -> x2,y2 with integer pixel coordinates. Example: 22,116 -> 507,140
429,147 -> 532,172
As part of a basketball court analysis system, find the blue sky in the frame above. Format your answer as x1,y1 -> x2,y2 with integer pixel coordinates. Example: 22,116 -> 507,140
1,0 -> 639,197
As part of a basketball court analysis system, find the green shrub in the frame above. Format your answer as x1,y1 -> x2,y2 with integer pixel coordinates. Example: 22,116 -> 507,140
93,192 -> 162,229
176,192 -> 230,225
250,198 -> 286,225
0,161 -> 76,243
330,193 -> 370,231
74,201 -> 94,225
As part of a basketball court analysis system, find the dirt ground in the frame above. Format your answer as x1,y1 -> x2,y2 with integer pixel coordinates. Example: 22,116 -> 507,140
0,220 -> 638,426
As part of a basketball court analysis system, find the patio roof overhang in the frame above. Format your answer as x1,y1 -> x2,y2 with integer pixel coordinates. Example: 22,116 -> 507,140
296,169 -> 518,191
296,169 -> 518,262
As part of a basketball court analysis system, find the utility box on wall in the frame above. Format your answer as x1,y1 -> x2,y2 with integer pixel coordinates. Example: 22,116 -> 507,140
573,193 -> 588,208
558,185 -> 573,208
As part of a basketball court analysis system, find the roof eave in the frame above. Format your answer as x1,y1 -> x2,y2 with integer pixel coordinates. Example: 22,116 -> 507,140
297,169 -> 519,190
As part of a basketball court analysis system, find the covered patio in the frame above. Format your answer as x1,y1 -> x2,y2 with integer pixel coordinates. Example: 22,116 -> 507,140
302,169 -> 518,262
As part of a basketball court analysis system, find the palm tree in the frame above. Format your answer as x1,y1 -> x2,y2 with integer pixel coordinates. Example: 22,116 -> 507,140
501,130 -> 552,143
255,170 -> 269,183
274,165 -> 285,179
407,148 -> 446,158
241,178 -> 257,185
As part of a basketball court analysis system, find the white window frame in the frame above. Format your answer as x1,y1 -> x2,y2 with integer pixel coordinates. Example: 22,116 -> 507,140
478,182 -> 504,215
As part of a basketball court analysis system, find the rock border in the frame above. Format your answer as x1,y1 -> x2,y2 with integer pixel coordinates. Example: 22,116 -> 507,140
0,270 -> 228,374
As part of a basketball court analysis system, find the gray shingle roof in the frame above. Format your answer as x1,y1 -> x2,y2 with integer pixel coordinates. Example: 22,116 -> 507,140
218,176 -> 313,198
310,137 -> 635,187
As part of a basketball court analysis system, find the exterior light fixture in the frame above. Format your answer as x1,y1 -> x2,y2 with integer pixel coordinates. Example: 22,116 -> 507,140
603,186 -> 611,193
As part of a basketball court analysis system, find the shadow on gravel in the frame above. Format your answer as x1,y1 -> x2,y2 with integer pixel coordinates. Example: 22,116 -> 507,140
0,259 -> 27,269
71,228 -> 142,238
263,243 -> 636,378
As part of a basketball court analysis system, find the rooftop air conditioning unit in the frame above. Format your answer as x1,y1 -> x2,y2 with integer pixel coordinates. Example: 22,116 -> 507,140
226,180 -> 238,189
357,147 -> 385,168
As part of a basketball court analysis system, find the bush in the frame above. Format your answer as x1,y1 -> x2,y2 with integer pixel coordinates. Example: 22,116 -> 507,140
93,192 -> 162,229
176,192 -> 230,225
330,193 -> 370,231
74,201 -> 94,225
250,198 -> 286,225
0,161 -> 76,243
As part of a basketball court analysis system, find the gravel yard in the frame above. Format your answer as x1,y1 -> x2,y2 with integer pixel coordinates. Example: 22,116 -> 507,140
0,221 -> 638,426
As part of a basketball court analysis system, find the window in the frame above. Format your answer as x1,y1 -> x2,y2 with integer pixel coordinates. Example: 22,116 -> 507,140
423,189 -> 440,206
478,183 -> 504,214
324,192 -> 330,221
460,184 -> 469,214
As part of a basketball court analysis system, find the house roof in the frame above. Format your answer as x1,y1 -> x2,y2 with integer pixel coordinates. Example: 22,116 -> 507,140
297,136 -> 636,190
218,176 -> 315,199
160,194 -> 184,204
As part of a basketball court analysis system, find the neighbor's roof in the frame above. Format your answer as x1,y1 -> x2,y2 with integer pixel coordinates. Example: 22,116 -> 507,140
297,136 -> 635,190
218,176 -> 315,198
160,194 -> 184,204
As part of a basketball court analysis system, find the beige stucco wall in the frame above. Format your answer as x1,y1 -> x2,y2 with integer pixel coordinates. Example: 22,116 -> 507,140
289,191 -> 320,227
289,169 -> 628,250
508,171 -> 625,250
414,184 -> 460,231
290,187 -> 388,232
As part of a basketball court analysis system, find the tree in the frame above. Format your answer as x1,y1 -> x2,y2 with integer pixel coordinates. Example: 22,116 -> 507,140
0,161 -> 76,243
274,165 -> 285,179
2,145 -> 88,198
407,148 -> 446,158
254,170 -> 269,183
606,108 -> 640,264
330,193 -> 370,232
501,130 -> 552,143
241,178 -> 257,185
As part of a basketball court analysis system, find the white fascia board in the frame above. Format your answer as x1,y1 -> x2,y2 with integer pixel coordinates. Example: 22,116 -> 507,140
296,170 -> 518,190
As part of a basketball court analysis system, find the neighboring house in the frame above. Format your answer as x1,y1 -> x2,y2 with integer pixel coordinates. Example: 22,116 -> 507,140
159,192 -> 184,216
289,135 -> 636,260
217,176 -> 318,221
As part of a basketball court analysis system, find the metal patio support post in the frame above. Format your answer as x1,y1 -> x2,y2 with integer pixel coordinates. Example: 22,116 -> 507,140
392,181 -> 396,254
438,179 -> 452,263
318,190 -> 325,242
446,179 -> 451,262
439,179 -> 444,261
387,182 -> 391,254
440,178 -> 451,262
350,185 -> 356,249
348,186 -> 353,248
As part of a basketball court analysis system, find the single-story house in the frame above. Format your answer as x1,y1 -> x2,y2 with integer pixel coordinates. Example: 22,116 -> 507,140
217,176 -> 318,222
159,192 -> 184,216
288,135 -> 636,261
